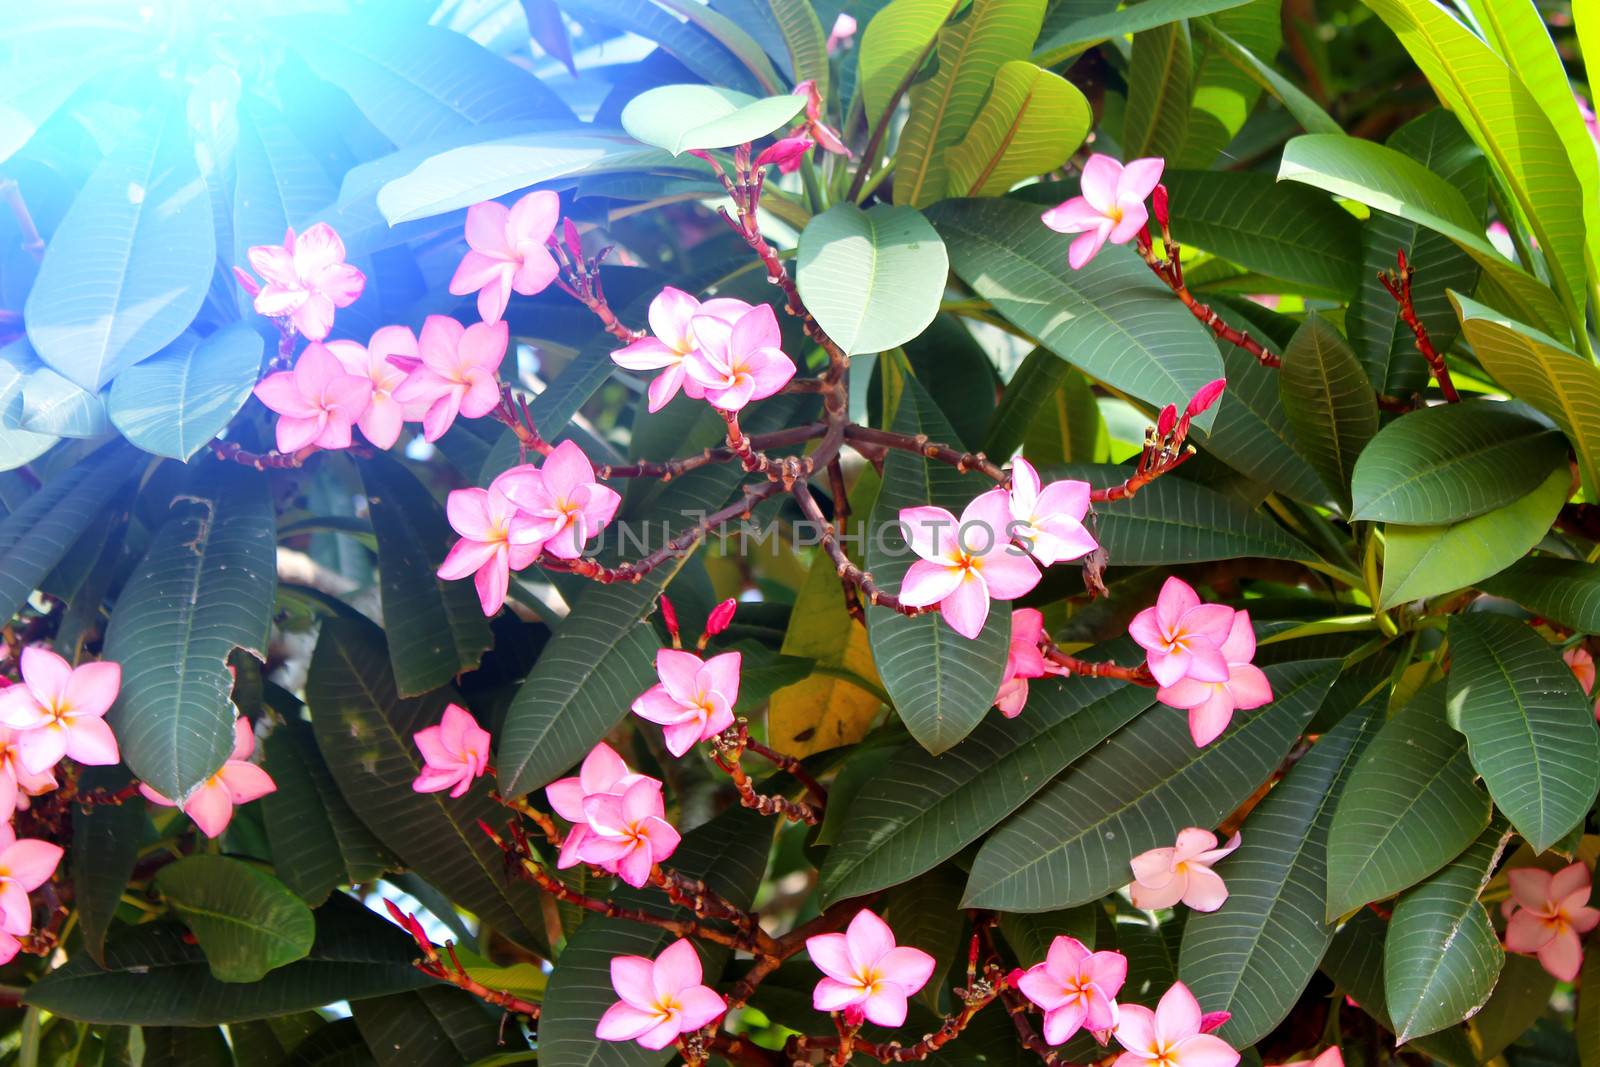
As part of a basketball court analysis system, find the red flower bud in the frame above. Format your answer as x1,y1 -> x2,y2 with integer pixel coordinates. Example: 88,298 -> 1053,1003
842,1004 -> 866,1029
1198,1010 -> 1231,1034
1004,967 -> 1026,989
1186,377 -> 1226,417
1152,183 -> 1170,230
705,597 -> 738,636
658,594 -> 681,642
563,217 -> 582,260
755,136 -> 814,174
1156,403 -> 1178,437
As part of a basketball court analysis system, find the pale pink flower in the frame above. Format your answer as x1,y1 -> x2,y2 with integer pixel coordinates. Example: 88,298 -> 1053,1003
996,608 -> 1050,718
1006,458 -> 1097,566
1041,155 -> 1165,269
449,191 -> 561,324
1486,221 -> 1516,259
631,649 -> 741,757
0,647 -> 120,774
325,326 -> 428,449
807,908 -> 936,1027
411,703 -> 492,799
684,303 -> 797,411
611,289 -> 751,412
438,480 -> 544,616
755,136 -> 814,174
578,778 -> 682,887
1565,646 -> 1595,695
1275,1049 -> 1344,1067
898,490 -> 1041,640
244,223 -> 366,340
546,742 -> 654,870
1016,936 -> 1127,1045
1579,94 -> 1600,148
1155,612 -> 1272,748
1113,982 -> 1239,1067
390,316 -> 508,441
1128,577 -> 1235,688
595,939 -> 727,1048
1503,862 -> 1600,982
827,13 -> 857,51
495,440 -> 622,559
252,343 -> 375,453
0,727 -> 57,815
1129,828 -> 1240,912
140,717 -> 276,839
0,819 -> 61,938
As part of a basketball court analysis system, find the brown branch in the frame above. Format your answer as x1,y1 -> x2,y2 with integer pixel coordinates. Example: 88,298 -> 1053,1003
597,424 -> 828,480
710,722 -> 822,825
844,426 -> 1010,484
210,441 -> 321,470
1379,249 -> 1460,402
384,900 -> 541,1016
726,896 -> 875,1008
825,458 -> 865,623
1043,642 -> 1156,686
789,477 -> 925,617
548,238 -> 646,344
490,384 -> 554,460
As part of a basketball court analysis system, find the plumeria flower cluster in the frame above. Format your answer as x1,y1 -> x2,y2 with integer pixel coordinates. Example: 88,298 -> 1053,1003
1501,861 -> 1600,982
1128,827 -> 1241,912
141,715 -> 277,839
611,288 -> 796,413
440,439 -> 623,615
1013,934 -> 1127,1045
547,742 -> 679,887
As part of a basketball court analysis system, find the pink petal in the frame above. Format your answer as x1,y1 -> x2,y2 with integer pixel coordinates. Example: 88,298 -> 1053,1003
1196,832 -> 1242,866
476,274 -> 512,325
1181,866 -> 1230,912
1148,648 -> 1194,689
464,202 -> 513,257
1225,665 -> 1272,711
1045,935 -> 1091,978
247,243 -> 296,286
1035,479 -> 1091,524
939,573 -> 991,639
1108,202 -> 1149,245
0,689 -> 48,731
654,649 -> 705,703
611,953 -> 660,1008
1154,981 -> 1203,1043
595,1001 -> 660,1042
862,985 -> 910,1028
1066,222 -> 1108,266
648,287 -> 701,350
422,389 -> 464,442
699,652 -> 741,704
540,440 -> 596,500
184,782 -> 235,839
661,720 -> 705,757
806,931 -> 858,984
0,884 -> 29,936
1155,577 -> 1201,630
292,222 -> 348,276
1043,1000 -> 1089,1046
1170,1034 -> 1240,1067
1549,862 -> 1590,903
253,371 -> 315,418
508,190 -> 560,246
1173,828 -> 1220,863
313,262 -> 366,308
1183,604 -> 1236,644
1130,871 -> 1189,911
616,843 -> 655,887
1077,155 -> 1124,214
900,506 -> 961,561
1130,847 -> 1178,888
844,908 -> 897,971
1040,196 -> 1105,235
1018,967 -> 1071,1011
1113,1004 -> 1157,1057
473,554 -> 510,615
676,985 -> 727,1031
545,776 -> 586,822
1508,868 -> 1554,911
438,538 -> 500,583
898,559 -> 963,608
742,347 -> 796,400
1183,639 -> 1232,685
1187,696 -> 1236,748
976,548 -> 1040,601
460,320 -> 509,372
813,975 -> 865,1012
1127,606 -> 1165,654
292,292 -> 338,341
1504,909 -> 1555,953
879,945 -> 936,994
636,1017 -> 684,1050
63,716 -> 119,765
647,365 -> 687,410
578,742 -> 630,794
653,939 -> 704,996
19,648 -> 72,707
1,839 -> 61,892
16,726 -> 66,776
358,393 -> 405,449
1084,950 -> 1128,996
1118,158 -> 1166,201
612,338 -> 681,371
219,760 -> 277,805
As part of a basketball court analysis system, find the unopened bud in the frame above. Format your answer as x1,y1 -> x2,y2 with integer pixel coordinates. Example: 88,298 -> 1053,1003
1004,967 -> 1026,989
754,135 -> 814,174
1198,1010 -> 1231,1034
1156,403 -> 1178,437
842,1004 -> 866,1029
658,594 -> 681,642
1152,184 -> 1170,230
232,266 -> 261,298
1186,377 -> 1226,417
563,217 -> 582,260
705,598 -> 738,636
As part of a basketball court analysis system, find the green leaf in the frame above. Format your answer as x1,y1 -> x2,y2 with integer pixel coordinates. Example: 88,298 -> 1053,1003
1384,820 -> 1511,1044
1190,19 -> 1340,137
1580,941 -> 1600,1067
25,893 -> 433,1025
946,62 -> 1089,198
767,0 -> 829,98
927,198 -> 1225,423
1178,702 -> 1382,1047
1163,171 -> 1361,298
141,1027 -> 232,1067
1177,0 -> 1281,168
1471,954 -> 1556,1063
18,366 -> 110,438
538,805 -> 773,1067
1479,558 -> 1600,634
1277,134 -> 1568,338
1194,341 -> 1330,506
1350,400 -> 1568,524
307,618 -> 546,945
104,465 -> 277,801
107,325 -> 263,462
796,204 -> 948,356
232,101 -> 336,318
895,0 -> 1047,207
819,671 -> 1156,904
1379,463 -> 1568,610
154,855 -> 315,984
1361,0 -> 1588,328
857,0 -> 960,129
1033,0 -> 1254,64
981,346 -> 1073,460
1452,293 -> 1600,497
1446,614 -> 1600,853
261,721 -> 396,906
964,660 -> 1337,911
357,454 -> 493,697
350,987 -> 523,1067
865,374 -> 1010,755
561,0 -> 766,95
73,766 -> 150,966
621,85 -> 805,155
1000,907 -> 1100,964
1123,23 -> 1193,161
1278,315 -> 1377,513
23,106 -> 215,391
883,867 -> 968,1009
1325,685 -> 1492,920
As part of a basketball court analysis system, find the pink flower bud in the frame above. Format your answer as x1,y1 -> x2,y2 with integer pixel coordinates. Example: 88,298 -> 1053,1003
232,265 -> 261,297
1187,378 -> 1226,417
705,598 -> 738,636
658,594 -> 681,642
842,1004 -> 866,1029
1157,404 -> 1178,437
1152,183 -> 1170,230
563,217 -> 583,260
1198,1010 -> 1231,1034
755,136 -> 814,174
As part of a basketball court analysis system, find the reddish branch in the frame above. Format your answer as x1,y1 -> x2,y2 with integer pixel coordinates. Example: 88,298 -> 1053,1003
597,424 -> 828,480
1044,642 -> 1156,686
490,383 -> 555,459
710,721 -> 824,824
384,900 -> 541,1016
548,235 -> 646,345
1379,249 -> 1460,403
210,441 -> 320,469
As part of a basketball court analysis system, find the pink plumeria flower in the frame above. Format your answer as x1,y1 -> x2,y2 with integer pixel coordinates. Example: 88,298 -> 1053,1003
449,191 -> 561,324
827,12 -> 857,51
438,480 -> 544,616
1016,936 -> 1128,1046
1486,221 -> 1516,259
0,819 -> 62,938
1565,646 -> 1595,694
325,326 -> 427,449
1275,1049 -> 1344,1067
546,742 -> 654,870
0,727 -> 57,816
1041,155 -> 1165,270
805,908 -> 937,1028
1006,458 -> 1097,567
0,647 -> 120,774
1155,612 -> 1272,748
793,80 -> 849,157
596,939 -> 727,1048
252,342 -> 375,454
1129,828 -> 1241,912
898,490 -> 1041,640
244,223 -> 366,340
411,703 -> 492,799
684,303 -> 797,411
755,136 -> 814,174
140,717 -> 276,839
1128,576 -> 1235,688
1113,982 -> 1239,1067
631,649 -> 741,757
996,608 -> 1051,718
611,289 -> 751,413
496,440 -> 622,560
579,778 -> 682,887
390,315 -> 508,441
1503,862 -> 1600,982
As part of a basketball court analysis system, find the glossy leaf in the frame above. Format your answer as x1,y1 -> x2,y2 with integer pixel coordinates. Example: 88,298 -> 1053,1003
1325,685 -> 1492,919
107,324 -> 264,461
1379,464 -> 1569,609
350,987 -> 522,1067
1479,558 -> 1600,635
154,856 -> 315,984
1194,340 -> 1330,506
73,766 -> 150,966
1033,0 -> 1253,64
768,0 -> 829,98
946,62 -> 1089,198
104,465 -> 277,801
1350,400 -> 1567,524
1278,315 -> 1377,513
1178,0 -> 1281,167
1123,23 -> 1193,161
964,660 -> 1337,911
796,203 -> 947,356
19,366 -> 110,438
620,85 -> 804,155
1446,613 -> 1600,853
857,0 -> 960,128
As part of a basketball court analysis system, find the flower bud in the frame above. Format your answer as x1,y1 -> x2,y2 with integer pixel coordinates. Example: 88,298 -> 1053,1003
1198,1010 -> 1231,1034
755,136 -> 814,174
232,266 -> 261,297
563,217 -> 582,260
1152,183 -> 1170,230
1156,403 -> 1178,437
1186,378 -> 1226,417
658,594 -> 681,642
705,597 -> 738,636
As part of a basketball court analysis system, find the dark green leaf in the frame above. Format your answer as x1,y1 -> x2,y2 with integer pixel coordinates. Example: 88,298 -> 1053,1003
1480,558 -> 1600,634
350,986 -> 524,1066
1193,341 -> 1329,506
154,855 -> 315,984
73,767 -> 150,966
141,1027 -> 231,1067
621,85 -> 803,155
1278,315 -> 1377,513
1123,23 -> 1192,161
883,867 -> 968,1009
